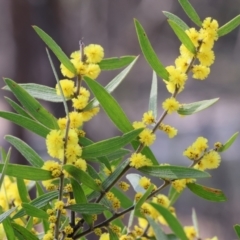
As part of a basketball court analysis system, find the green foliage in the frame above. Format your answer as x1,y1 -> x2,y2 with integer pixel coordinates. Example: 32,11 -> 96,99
99,56 -> 136,70
234,224 -> 240,238
218,132 -> 239,152
163,11 -> 189,31
218,15 -> 240,37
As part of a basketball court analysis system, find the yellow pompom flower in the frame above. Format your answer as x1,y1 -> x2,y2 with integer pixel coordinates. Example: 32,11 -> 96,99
175,56 -> 190,72
64,225 -> 74,235
42,161 -> 62,178
159,123 -> 178,138
129,153 -> 152,169
202,17 -> 219,31
162,98 -> 180,114
57,117 -> 67,130
46,130 -> 64,160
192,136 -> 208,152
80,107 -> 100,122
118,181 -> 130,191
152,194 -> 170,208
77,86 -> 91,98
172,179 -> 187,192
180,44 -> 194,58
183,146 -> 201,160
139,176 -> 151,190
185,28 -> 200,47
139,128 -> 156,146
71,59 -> 87,75
166,65 -> 188,88
60,63 -> 75,78
56,79 -> 75,98
99,233 -> 109,240
54,200 -> 64,210
200,151 -> 221,169
112,197 -> 121,210
184,226 -> 197,240
72,95 -> 89,110
66,129 -> 79,145
197,50 -> 215,67
165,80 -> 184,94
43,232 -> 54,240
132,121 -> 146,129
74,158 -> 87,172
84,44 -> 104,63
65,144 -> 82,163
85,63 -> 101,80
142,111 -> 155,125
192,65 -> 210,80
69,111 -> 83,128
70,50 -> 81,60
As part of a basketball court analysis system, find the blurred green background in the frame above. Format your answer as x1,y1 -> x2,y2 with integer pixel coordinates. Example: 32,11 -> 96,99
0,0 -> 240,239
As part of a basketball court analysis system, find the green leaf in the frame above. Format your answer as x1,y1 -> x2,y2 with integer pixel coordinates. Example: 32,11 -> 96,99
187,183 -> 227,202
3,83 -> 64,102
102,160 -> 130,190
12,222 -> 39,240
139,165 -> 210,179
178,0 -> 202,26
163,11 -> 189,31
84,76 -> 133,133
150,202 -> 188,240
149,71 -> 158,119
168,20 -> 196,54
135,184 -> 154,211
146,216 -> 168,240
17,178 -> 30,203
71,178 -> 93,225
0,112 -> 50,138
2,217 -> 15,240
5,97 -> 32,118
12,191 -> 58,219
0,147 -> 11,188
218,15 -> 240,37
134,19 -> 169,80
234,224 -> 240,238
192,208 -> 199,237
33,26 -> 76,74
82,128 -> 142,158
178,98 -> 219,115
168,185 -> 182,206
22,203 -> 49,219
4,78 -> 58,129
107,149 -> 130,161
99,56 -> 136,70
0,207 -> 17,223
85,56 -> 139,111
65,203 -> 108,214
0,163 -> 52,180
63,165 -> 102,191
5,135 -> 44,168
218,132 -> 239,152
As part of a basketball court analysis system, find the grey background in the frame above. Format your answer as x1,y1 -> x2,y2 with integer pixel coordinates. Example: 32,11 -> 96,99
0,0 -> 240,239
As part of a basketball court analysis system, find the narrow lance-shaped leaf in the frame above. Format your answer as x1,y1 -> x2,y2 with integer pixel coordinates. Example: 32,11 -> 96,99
5,135 -> 44,168
218,15 -> 240,37
150,202 -> 188,240
0,147 -> 11,189
178,0 -> 202,26
63,165 -> 102,191
168,185 -> 182,206
0,112 -> 50,138
21,203 -> 49,219
33,26 -> 76,74
17,178 -> 30,203
149,71 -> 158,119
135,184 -> 154,211
65,203 -> 108,215
218,132 -> 239,152
0,207 -> 17,223
139,165 -> 210,179
2,217 -> 15,240
5,97 -> 32,119
146,216 -> 168,240
178,98 -> 219,115
3,83 -> 64,102
82,128 -> 143,158
12,223 -> 39,240
134,19 -> 169,80
0,163 -> 52,181
4,78 -> 58,129
85,56 -> 139,111
187,183 -> 227,202
234,224 -> 240,239
168,20 -> 196,54
84,76 -> 133,133
163,11 -> 189,31
99,56 -> 136,70
12,191 -> 58,219
192,209 -> 199,238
